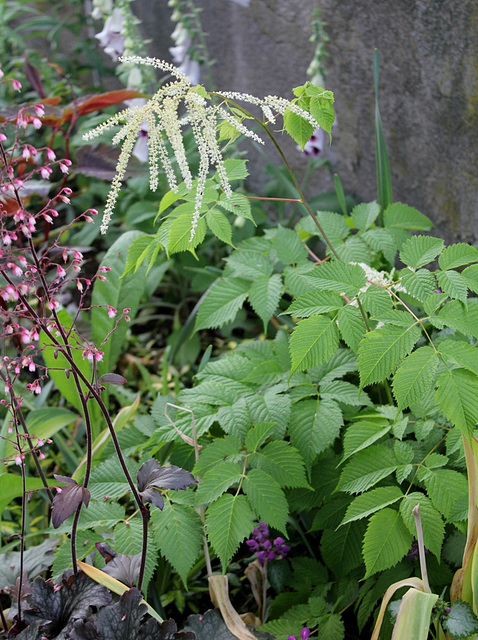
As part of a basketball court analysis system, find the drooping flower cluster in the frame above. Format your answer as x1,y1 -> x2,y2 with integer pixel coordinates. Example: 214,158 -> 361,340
83,56 -> 322,237
245,522 -> 290,564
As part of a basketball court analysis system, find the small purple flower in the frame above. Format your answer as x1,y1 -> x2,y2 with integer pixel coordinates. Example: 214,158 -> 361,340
246,522 -> 290,564
287,628 -> 311,640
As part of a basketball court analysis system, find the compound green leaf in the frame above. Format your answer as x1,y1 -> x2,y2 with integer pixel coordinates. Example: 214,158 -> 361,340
206,209 -> 233,246
218,192 -> 254,222
341,421 -> 391,463
421,468 -> 468,520
436,270 -> 468,302
363,508 -> 412,577
392,346 -> 439,410
438,340 -> 478,377
285,290 -> 344,318
195,462 -> 243,506
320,520 -> 365,577
272,226 -> 308,265
283,109 -> 314,150
308,261 -> 366,299
206,494 -> 255,570
351,201 -> 380,231
400,268 -> 437,301
337,305 -> 367,352
249,440 -> 309,488
167,213 -> 207,255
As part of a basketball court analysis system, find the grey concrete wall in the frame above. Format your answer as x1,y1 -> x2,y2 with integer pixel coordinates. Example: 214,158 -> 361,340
134,0 -> 478,244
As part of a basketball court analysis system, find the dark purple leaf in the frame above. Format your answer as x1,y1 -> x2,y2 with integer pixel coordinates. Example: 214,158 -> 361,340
137,460 -> 196,492
51,477 -> 91,529
70,589 -> 196,640
101,554 -> 141,587
24,54 -> 46,99
98,373 -> 127,386
0,539 -> 59,592
21,573 -> 111,639
138,487 -> 164,510
95,542 -> 117,562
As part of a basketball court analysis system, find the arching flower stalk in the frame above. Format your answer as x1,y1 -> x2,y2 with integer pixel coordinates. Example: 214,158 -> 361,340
83,56 -> 322,237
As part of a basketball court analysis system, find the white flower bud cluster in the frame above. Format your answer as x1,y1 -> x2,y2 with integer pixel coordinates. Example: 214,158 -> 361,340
84,57 -> 320,238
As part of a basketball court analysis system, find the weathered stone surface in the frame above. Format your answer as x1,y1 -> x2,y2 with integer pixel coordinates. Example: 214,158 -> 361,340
134,0 -> 478,243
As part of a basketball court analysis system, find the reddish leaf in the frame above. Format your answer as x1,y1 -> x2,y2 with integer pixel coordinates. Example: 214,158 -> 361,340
66,89 -> 146,120
24,54 -> 46,99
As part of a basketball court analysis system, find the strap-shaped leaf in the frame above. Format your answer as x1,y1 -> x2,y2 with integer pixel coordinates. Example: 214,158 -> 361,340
196,277 -> 249,330
206,494 -> 255,569
436,367 -> 478,437
358,324 -> 421,388
290,316 -> 339,373
363,508 -> 412,578
392,346 -> 439,410
243,468 -> 288,533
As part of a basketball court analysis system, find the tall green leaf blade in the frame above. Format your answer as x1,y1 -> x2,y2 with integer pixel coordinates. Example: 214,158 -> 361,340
436,368 -> 478,437
400,492 -> 445,558
290,316 -> 339,373
206,493 -> 255,570
195,278 -> 249,330
248,274 -> 283,329
358,324 -> 421,388
373,50 -> 393,214
195,461 -> 243,505
338,445 -> 398,494
399,235 -> 444,269
341,486 -> 403,525
151,501 -> 203,585
243,468 -> 288,534
122,234 -> 154,277
392,346 -> 439,409
363,508 -> 412,577
438,243 -> 478,271
92,231 -> 147,377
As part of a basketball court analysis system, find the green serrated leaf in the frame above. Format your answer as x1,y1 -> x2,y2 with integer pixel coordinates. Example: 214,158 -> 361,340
436,270 -> 468,302
151,501 -> 203,585
438,243 -> 478,271
249,440 -> 309,488
223,158 -> 249,181
338,445 -> 398,494
243,468 -> 288,533
351,201 -> 380,231
437,300 -> 478,339
399,492 -> 444,558
206,209 -> 233,246
358,324 -> 421,388
193,435 -> 241,478
421,468 -> 468,520
337,305 -> 367,352
384,203 -> 433,231
196,278 -> 250,330
168,213 -> 207,255
341,421 -> 391,463
225,249 -> 273,279
362,228 -> 399,265
272,226 -> 308,265
400,268 -> 437,301
399,235 -> 444,269
248,274 -> 283,329
438,340 -> 478,377
195,461 -> 244,505
283,109 -> 314,150
308,261 -> 367,298
114,518 -> 157,590
290,316 -> 339,373
320,520 -> 366,577
392,346 -> 439,409
341,486 -> 403,525
285,290 -> 344,318
436,367 -> 478,437
206,494 -> 255,570
363,508 -> 412,577
245,422 -> 276,453
218,192 -> 254,222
